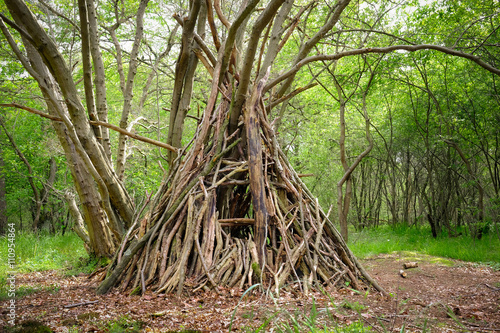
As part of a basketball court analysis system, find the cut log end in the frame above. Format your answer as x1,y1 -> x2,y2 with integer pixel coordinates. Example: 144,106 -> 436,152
403,262 -> 418,269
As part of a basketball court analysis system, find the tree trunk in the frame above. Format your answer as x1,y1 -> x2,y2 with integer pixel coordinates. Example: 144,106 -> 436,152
65,191 -> 91,246
166,0 -> 203,165
115,0 -> 150,180
334,62 -> 375,242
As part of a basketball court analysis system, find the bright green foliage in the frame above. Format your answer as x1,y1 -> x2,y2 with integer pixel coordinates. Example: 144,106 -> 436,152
350,225 -> 500,264
0,231 -> 87,278
106,315 -> 145,333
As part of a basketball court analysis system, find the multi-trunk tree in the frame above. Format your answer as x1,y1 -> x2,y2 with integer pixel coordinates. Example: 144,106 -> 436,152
2,0 -> 499,294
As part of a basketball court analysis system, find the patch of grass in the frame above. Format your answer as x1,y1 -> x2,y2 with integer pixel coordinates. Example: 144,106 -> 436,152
349,225 -> 500,264
274,316 -> 372,333
0,282 -> 61,301
340,300 -> 366,312
474,261 -> 500,271
105,315 -> 145,333
3,320 -> 53,333
64,255 -> 102,276
0,231 -> 88,279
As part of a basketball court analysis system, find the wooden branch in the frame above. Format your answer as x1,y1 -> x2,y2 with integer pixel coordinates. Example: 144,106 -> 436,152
38,0 -> 80,33
276,14 -> 300,54
219,0 -> 261,83
218,218 -> 255,226
265,44 -> 500,93
172,14 -> 216,66
91,120 -> 177,153
297,173 -> 315,178
268,83 -> 318,110
0,103 -> 178,153
274,0 -> 350,98
63,300 -> 99,308
194,48 -> 214,77
213,0 -> 230,29
403,262 -> 418,269
205,0 -> 221,50
0,13 -> 36,47
245,68 -> 271,269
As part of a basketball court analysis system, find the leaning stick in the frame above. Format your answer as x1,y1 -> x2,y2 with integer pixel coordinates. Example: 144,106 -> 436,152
0,103 -> 178,153
63,300 -> 99,308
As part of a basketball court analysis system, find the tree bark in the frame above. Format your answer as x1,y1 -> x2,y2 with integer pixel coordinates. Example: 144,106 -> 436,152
245,71 -> 270,269
115,0 -> 150,180
166,0 -> 203,165
65,191 -> 90,246
87,0 -> 112,161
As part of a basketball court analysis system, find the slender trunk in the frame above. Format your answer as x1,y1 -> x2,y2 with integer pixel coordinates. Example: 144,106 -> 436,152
115,0 -> 150,180
65,191 -> 90,246
444,140 -> 485,223
337,89 -> 349,241
167,0 -> 202,165
38,157 -> 57,229
335,69 -> 374,242
78,0 -> 101,140
87,0 -> 112,160
228,0 -> 286,135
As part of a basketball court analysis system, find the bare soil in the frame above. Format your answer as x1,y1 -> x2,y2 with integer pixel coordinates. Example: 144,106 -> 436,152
1,253 -> 499,332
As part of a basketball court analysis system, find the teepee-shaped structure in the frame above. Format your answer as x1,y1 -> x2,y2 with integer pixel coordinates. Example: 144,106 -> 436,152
96,64 -> 383,295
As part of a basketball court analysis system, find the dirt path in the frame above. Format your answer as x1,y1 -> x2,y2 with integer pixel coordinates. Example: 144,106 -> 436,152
1,253 -> 499,332
356,253 -> 500,332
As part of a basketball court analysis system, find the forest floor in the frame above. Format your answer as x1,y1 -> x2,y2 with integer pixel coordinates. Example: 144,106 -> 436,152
1,252 -> 499,332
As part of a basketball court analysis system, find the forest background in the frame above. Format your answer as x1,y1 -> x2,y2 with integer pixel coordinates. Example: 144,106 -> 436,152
0,0 -> 499,281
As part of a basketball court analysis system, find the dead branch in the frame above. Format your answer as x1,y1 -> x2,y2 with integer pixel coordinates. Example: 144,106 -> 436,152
63,300 -> 99,308
0,103 -> 177,153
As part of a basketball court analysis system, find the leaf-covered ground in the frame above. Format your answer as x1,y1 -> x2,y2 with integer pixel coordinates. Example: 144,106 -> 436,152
1,253 -> 499,332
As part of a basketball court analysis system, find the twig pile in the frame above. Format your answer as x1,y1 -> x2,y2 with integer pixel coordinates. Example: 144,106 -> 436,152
97,73 -> 383,296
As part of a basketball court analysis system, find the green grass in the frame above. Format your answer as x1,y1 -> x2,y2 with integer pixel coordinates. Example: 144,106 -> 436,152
17,284 -> 60,297
0,231 -> 88,279
0,231 -> 89,301
105,315 -> 145,333
349,225 -> 500,264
